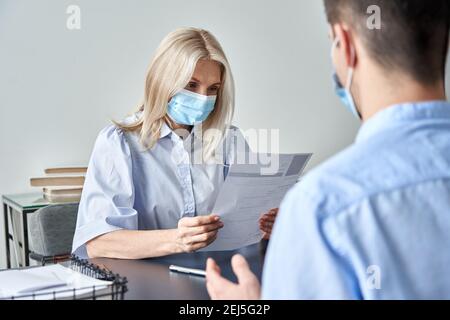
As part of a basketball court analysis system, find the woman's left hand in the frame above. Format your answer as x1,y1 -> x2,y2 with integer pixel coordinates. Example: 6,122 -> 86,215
259,208 -> 279,240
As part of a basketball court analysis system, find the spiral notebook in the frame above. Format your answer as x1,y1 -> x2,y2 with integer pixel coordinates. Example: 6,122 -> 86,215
0,256 -> 127,300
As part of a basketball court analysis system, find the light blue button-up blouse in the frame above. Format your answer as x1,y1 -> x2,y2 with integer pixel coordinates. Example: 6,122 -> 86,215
72,113 -> 248,258
262,101 -> 450,299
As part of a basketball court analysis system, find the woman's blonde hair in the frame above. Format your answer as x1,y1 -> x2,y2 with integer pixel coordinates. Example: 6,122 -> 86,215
117,27 -> 235,159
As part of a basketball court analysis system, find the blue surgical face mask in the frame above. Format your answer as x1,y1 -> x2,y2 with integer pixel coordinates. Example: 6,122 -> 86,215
167,89 -> 217,126
331,38 -> 361,119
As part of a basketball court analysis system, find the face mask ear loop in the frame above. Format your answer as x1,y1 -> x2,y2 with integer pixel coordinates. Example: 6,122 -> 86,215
332,37 -> 355,90
346,45 -> 356,90
348,45 -> 362,119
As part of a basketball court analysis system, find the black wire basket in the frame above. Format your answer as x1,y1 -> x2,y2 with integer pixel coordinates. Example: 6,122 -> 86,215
0,255 -> 128,300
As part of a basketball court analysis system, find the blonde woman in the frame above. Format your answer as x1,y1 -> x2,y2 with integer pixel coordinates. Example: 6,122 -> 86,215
72,28 -> 278,260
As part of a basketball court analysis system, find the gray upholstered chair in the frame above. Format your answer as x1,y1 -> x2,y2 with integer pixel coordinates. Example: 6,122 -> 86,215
28,203 -> 78,265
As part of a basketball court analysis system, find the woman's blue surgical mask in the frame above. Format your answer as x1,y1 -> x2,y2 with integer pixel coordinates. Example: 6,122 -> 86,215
167,89 -> 217,126
331,38 -> 361,119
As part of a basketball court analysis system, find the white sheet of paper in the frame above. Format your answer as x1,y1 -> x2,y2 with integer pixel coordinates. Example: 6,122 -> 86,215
0,264 -> 113,300
201,153 -> 311,251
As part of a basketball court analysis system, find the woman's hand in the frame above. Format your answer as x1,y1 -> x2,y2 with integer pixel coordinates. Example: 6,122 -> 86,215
175,215 -> 224,253
259,208 -> 279,240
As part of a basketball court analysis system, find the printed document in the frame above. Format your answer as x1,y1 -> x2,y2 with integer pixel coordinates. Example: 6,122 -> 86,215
202,153 -> 312,251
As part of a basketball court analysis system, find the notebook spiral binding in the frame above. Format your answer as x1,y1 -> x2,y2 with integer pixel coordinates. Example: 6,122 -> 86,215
2,255 -> 128,300
69,255 -> 128,300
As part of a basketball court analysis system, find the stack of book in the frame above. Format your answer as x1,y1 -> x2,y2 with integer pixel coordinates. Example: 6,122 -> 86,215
30,167 -> 87,203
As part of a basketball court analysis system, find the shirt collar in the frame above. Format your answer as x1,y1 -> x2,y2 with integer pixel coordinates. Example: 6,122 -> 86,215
160,122 -> 173,139
159,121 -> 203,141
355,100 -> 450,144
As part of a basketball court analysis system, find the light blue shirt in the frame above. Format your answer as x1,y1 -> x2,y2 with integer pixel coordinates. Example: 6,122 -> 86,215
262,101 -> 450,300
72,113 -> 248,258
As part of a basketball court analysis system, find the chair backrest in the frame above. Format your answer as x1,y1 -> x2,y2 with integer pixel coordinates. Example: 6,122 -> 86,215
28,203 -> 79,257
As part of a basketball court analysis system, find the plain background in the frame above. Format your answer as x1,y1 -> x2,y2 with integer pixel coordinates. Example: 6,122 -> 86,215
0,0 -> 449,268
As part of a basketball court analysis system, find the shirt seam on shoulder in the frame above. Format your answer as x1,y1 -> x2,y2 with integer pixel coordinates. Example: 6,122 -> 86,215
326,176 -> 450,221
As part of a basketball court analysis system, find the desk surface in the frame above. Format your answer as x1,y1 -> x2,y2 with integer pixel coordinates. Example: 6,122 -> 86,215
90,242 -> 266,300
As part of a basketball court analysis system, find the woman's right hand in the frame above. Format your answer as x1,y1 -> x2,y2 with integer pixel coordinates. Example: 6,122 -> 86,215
175,215 -> 224,253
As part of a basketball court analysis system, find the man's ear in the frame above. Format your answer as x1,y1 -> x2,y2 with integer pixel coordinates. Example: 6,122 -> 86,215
333,24 -> 357,68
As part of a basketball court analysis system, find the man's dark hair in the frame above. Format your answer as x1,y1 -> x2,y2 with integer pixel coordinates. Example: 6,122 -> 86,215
324,0 -> 450,84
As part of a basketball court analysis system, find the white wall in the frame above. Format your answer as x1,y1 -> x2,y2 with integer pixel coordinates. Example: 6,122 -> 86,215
2,0 -> 448,268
